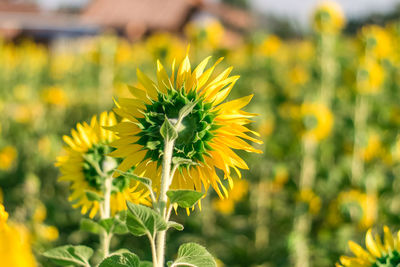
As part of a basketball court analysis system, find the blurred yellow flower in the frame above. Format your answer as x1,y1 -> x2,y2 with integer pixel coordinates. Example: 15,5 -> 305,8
270,165 -> 289,193
0,204 -> 37,267
289,65 -> 309,86
115,40 -> 133,64
30,201 -> 59,243
0,146 -> 17,171
258,35 -> 282,57
23,41 -> 48,74
360,25 -> 393,60
337,226 -> 400,266
41,86 -> 68,107
51,53 -> 75,78
13,105 -> 33,124
37,225 -> 59,242
185,19 -> 225,49
335,190 -> 377,229
361,132 -> 383,162
213,198 -> 235,215
296,189 -> 321,215
2,43 -> 18,72
230,179 -> 249,202
357,58 -> 384,94
33,202 -> 46,223
213,179 -> 248,215
312,0 -> 345,34
301,102 -> 334,142
145,33 -> 185,64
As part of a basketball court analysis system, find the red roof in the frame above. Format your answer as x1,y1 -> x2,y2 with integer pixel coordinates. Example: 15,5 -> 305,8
0,1 -> 39,13
202,2 -> 254,30
82,0 -> 199,31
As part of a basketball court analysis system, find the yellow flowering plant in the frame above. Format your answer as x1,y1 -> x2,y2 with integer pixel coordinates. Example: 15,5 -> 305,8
337,226 -> 400,266
43,51 -> 262,267
0,204 -> 37,267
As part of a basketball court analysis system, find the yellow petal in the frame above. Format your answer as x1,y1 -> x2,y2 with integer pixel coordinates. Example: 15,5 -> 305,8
384,225 -> 394,252
365,229 -> 381,258
197,57 -> 224,91
176,54 -> 191,90
348,241 -> 373,262
157,60 -> 171,92
137,68 -> 158,99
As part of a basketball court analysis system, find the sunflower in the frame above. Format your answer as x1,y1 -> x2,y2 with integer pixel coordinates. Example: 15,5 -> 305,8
56,111 -> 149,218
109,54 -> 262,199
337,226 -> 400,266
357,58 -> 385,94
312,0 -> 345,34
296,189 -> 321,215
0,204 -> 37,267
360,25 -> 393,60
301,102 -> 334,142
328,190 -> 377,229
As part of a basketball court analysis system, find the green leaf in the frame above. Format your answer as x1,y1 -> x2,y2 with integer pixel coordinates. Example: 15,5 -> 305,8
43,245 -> 93,266
172,157 -> 199,166
117,210 -> 128,221
99,218 -> 115,233
113,218 -> 129,234
160,117 -> 178,141
178,101 -> 197,121
139,261 -> 153,267
166,190 -> 204,208
146,140 -> 161,150
167,221 -> 184,231
99,252 -> 140,267
85,191 -> 104,202
80,218 -> 102,235
116,170 -> 152,187
126,202 -> 167,237
169,243 -> 216,267
113,248 -> 132,254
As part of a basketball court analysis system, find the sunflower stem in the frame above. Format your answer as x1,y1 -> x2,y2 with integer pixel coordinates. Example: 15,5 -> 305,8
100,175 -> 113,259
147,233 -> 158,267
351,93 -> 368,186
156,138 -> 175,267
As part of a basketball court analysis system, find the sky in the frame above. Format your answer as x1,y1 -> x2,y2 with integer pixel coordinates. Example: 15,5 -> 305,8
252,0 -> 400,26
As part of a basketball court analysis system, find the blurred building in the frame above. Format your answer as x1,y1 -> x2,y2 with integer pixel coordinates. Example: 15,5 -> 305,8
0,0 -> 98,41
0,0 -> 254,43
81,0 -> 200,40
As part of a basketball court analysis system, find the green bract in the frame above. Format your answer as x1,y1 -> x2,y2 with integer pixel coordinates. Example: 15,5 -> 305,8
135,88 -> 218,165
83,143 -> 130,193
372,251 -> 400,267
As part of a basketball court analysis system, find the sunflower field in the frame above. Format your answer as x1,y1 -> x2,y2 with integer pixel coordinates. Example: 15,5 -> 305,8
2,1 -> 400,266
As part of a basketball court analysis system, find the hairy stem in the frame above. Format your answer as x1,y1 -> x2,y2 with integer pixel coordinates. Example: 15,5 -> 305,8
156,139 -> 175,267
100,175 -> 113,258
147,233 -> 158,267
